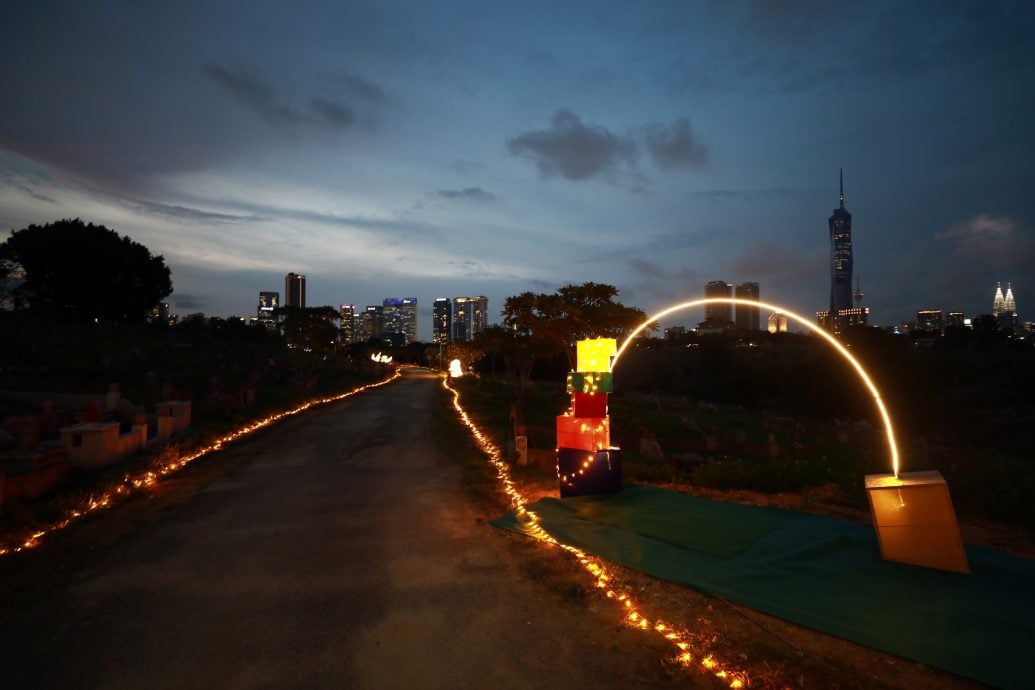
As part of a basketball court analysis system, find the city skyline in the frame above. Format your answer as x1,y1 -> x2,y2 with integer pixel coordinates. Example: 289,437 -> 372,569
1,2 -> 1032,340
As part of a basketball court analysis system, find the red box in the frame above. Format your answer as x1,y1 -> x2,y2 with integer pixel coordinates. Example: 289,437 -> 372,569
572,392 -> 607,418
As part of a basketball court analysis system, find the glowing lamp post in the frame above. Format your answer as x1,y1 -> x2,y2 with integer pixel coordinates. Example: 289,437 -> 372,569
556,338 -> 622,497
611,297 -> 969,574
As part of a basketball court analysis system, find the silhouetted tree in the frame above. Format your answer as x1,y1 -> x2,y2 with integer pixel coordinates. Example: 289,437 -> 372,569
0,218 -> 172,323
503,282 -> 650,370
275,306 -> 339,352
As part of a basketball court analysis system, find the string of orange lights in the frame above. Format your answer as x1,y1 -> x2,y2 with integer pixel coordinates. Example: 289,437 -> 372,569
0,370 -> 402,558
441,375 -> 747,688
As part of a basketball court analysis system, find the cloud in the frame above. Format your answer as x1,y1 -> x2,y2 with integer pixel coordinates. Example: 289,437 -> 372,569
644,118 -> 709,169
204,63 -> 378,131
507,109 -> 637,181
129,199 -> 266,225
336,71 -> 390,105
204,63 -> 309,127
173,295 -> 206,309
0,167 -> 57,203
624,257 -> 702,306
310,98 -> 355,128
932,214 -> 1034,271
432,187 -> 496,202
729,240 -> 825,291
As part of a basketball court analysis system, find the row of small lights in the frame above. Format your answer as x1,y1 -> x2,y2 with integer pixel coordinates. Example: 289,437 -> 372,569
0,370 -> 403,557
441,375 -> 747,688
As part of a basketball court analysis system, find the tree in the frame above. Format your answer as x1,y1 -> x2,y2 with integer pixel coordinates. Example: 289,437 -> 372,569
0,218 -> 172,323
503,282 -> 651,370
275,306 -> 340,352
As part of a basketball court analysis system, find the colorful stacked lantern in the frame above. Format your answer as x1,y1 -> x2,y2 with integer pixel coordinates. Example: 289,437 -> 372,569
556,338 -> 622,497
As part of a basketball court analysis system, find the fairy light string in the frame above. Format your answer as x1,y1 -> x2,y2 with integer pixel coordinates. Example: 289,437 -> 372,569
0,370 -> 402,557
442,375 -> 747,688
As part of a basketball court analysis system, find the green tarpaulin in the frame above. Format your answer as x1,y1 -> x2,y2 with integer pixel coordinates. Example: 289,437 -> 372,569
492,485 -> 1035,689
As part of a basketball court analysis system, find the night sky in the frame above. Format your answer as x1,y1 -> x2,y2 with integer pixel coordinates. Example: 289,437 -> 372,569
2,1 -> 1033,339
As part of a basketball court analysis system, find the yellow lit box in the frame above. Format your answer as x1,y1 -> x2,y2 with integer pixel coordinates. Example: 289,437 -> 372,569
556,415 -> 610,452
865,471 -> 969,574
576,338 -> 617,373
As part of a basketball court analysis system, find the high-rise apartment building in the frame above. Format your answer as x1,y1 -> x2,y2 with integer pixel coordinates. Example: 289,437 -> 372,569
382,297 -> 418,345
285,273 -> 306,309
704,281 -> 733,325
946,311 -> 965,328
827,170 -> 854,334
734,282 -> 760,331
339,304 -> 357,344
360,305 -> 384,342
433,298 -> 452,344
257,291 -> 279,328
452,296 -> 489,341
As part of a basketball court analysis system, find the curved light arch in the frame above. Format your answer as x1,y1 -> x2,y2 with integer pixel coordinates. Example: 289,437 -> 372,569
613,298 -> 900,478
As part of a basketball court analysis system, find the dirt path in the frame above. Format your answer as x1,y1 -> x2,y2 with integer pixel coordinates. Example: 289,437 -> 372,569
0,370 -> 710,688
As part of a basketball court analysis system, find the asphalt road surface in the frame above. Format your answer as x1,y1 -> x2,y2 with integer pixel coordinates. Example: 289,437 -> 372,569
0,369 -> 685,689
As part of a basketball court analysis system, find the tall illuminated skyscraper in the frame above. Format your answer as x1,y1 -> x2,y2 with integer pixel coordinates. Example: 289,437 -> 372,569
285,272 -> 306,309
453,296 -> 488,341
433,298 -> 452,344
382,297 -> 418,345
994,282 -> 1018,328
339,304 -> 357,344
828,170 -> 854,333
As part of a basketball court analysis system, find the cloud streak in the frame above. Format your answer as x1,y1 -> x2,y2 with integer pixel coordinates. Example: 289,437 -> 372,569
432,187 -> 496,202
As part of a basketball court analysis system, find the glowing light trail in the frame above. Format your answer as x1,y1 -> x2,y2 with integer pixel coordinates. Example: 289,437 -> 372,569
442,375 -> 747,687
614,298 -> 902,478
0,370 -> 402,557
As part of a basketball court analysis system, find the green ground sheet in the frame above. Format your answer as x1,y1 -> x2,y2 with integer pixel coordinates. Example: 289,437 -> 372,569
492,485 -> 1035,689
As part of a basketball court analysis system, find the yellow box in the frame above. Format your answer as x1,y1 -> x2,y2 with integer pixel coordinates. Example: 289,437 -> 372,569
865,471 -> 969,574
576,338 -> 617,373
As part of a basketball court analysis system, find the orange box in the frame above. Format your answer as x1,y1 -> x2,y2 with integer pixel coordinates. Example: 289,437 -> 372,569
865,471 -> 969,574
556,415 -> 610,452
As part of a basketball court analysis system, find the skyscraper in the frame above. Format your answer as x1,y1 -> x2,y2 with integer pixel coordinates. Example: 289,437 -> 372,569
453,296 -> 489,341
734,282 -> 760,331
994,282 -> 1018,328
257,291 -> 279,328
339,304 -> 357,344
704,281 -> 733,324
285,273 -> 306,309
360,305 -> 383,342
828,170 -> 854,333
433,297 -> 452,344
382,297 -> 419,345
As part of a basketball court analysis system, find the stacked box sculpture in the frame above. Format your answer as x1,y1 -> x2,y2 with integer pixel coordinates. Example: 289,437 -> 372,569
557,338 -> 622,498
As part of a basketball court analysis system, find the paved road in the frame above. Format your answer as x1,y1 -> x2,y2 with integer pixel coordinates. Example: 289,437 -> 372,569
0,370 -> 682,689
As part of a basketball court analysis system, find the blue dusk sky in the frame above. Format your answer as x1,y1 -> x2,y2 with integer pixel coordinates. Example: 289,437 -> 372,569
1,1 -> 1033,339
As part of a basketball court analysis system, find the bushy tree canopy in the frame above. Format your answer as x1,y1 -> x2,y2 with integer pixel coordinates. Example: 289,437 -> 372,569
503,281 -> 650,369
0,218 -> 172,323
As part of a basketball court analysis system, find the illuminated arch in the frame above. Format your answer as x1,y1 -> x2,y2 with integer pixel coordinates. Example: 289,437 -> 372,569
612,298 -> 901,478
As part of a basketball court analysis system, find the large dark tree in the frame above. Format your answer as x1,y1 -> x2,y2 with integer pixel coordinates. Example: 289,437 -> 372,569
0,218 -> 172,323
503,282 -> 651,370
